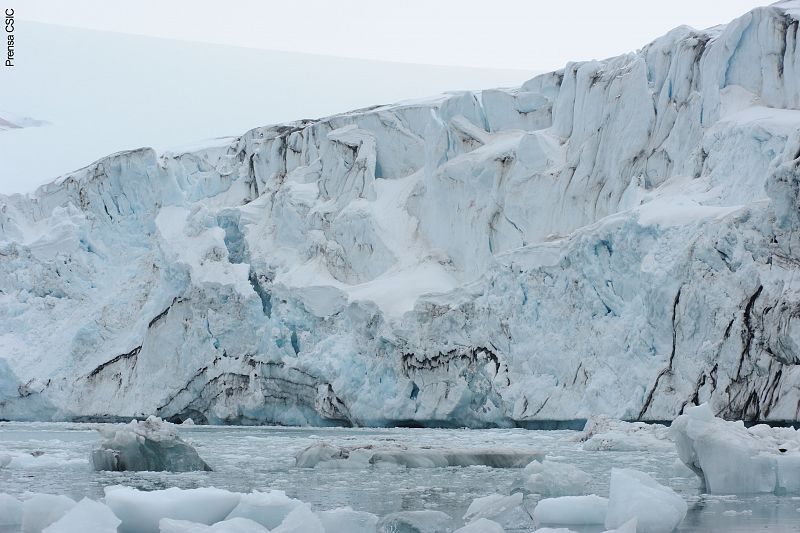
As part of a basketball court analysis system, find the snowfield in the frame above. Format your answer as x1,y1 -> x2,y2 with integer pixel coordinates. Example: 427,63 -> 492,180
2,2 -> 800,429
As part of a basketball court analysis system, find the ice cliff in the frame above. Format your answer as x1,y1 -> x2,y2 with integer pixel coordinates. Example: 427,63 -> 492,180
2,2 -> 800,426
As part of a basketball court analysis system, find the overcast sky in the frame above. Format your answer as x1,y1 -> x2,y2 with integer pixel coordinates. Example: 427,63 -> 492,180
21,0 -> 770,71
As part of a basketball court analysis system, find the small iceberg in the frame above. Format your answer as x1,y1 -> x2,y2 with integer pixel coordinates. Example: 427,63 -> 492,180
295,442 -> 543,468
91,416 -> 212,472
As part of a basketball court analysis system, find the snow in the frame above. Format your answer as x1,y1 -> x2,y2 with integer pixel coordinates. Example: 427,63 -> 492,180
91,416 -> 211,472
532,495 -> 608,526
41,498 -> 120,533
604,468 -> 687,533
3,2 -> 800,429
519,460 -> 592,497
671,403 -> 800,494
104,487 -> 242,533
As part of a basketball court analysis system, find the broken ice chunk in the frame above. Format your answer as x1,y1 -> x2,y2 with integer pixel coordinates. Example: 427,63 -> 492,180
295,442 -> 542,468
42,498 -> 120,533
604,468 -> 686,533
532,495 -> 608,526
671,403 -> 800,494
91,416 -> 212,472
463,493 -> 534,530
519,459 -> 592,497
377,511 -> 452,533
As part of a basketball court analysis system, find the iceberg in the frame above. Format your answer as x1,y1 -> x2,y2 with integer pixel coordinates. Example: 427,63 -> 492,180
518,460 -> 591,497
224,490 -> 305,530
671,403 -> 800,494
104,486 -> 241,533
21,494 -> 76,533
376,511 -> 452,533
41,498 -> 120,533
462,493 -> 534,530
604,468 -> 686,533
91,416 -> 212,472
295,442 -> 542,468
532,495 -> 608,526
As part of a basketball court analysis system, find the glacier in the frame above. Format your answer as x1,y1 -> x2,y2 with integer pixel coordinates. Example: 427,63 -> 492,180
2,2 -> 800,427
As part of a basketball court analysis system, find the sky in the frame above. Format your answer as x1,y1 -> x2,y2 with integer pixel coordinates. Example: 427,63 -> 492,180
20,0 -> 771,71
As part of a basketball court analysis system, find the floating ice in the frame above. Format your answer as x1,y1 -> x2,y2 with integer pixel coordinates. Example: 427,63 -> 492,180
41,498 -> 120,533
602,519 -> 637,533
454,518 -> 505,533
519,460 -> 591,497
532,495 -> 608,526
159,518 -> 268,533
269,505 -> 324,533
104,486 -> 241,533
604,468 -> 686,533
579,416 -> 672,452
671,403 -> 800,494
224,490 -> 305,529
296,443 -> 542,468
317,507 -> 379,533
377,510 -> 452,533
21,494 -> 76,533
91,416 -> 211,472
462,493 -> 533,530
0,454 -> 10,468
0,494 -> 23,530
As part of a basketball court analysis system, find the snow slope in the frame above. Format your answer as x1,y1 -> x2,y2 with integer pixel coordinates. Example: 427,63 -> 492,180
0,22 -> 532,194
2,3 -> 800,425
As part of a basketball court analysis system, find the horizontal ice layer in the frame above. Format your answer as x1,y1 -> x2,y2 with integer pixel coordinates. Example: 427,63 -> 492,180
671,403 -> 800,494
295,442 -> 543,468
2,3 -> 800,426
91,416 -> 211,472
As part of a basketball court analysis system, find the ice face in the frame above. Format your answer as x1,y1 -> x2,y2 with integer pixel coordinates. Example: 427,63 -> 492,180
21,494 -> 76,533
91,416 -> 212,472
104,486 -> 242,533
671,403 -> 800,494
41,498 -> 120,533
532,495 -> 608,527
604,468 -> 687,533
3,3 -> 800,427
462,493 -> 533,530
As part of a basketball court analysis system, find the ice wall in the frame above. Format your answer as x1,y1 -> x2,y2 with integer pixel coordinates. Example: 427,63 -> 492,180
2,3 -> 800,425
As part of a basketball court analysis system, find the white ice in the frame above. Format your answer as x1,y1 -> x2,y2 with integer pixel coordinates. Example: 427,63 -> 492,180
671,403 -> 800,494
604,468 -> 686,533
532,495 -> 608,526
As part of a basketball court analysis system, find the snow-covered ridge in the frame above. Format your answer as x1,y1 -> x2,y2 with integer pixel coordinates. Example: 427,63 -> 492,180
2,2 -> 800,425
